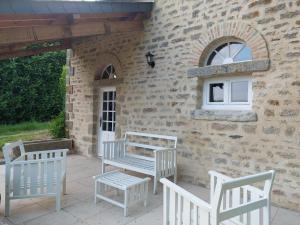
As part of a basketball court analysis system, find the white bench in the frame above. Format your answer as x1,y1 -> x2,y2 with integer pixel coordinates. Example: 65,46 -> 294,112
102,131 -> 177,194
161,170 -> 275,225
93,171 -> 150,216
3,141 -> 68,217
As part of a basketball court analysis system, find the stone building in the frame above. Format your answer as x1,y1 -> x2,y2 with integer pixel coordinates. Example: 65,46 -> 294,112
66,0 -> 300,211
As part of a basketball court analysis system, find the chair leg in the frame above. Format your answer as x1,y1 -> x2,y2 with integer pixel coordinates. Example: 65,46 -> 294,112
153,177 -> 157,195
56,193 -> 61,212
4,197 -> 10,217
102,163 -> 105,174
63,174 -> 67,195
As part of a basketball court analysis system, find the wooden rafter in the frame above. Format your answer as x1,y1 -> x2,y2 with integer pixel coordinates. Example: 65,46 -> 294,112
0,40 -> 71,60
0,11 -> 148,59
0,20 -> 144,46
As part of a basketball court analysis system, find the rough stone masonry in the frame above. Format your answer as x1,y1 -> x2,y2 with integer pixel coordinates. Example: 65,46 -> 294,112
66,0 -> 300,211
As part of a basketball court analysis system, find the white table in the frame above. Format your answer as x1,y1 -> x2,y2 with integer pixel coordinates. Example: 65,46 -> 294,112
93,171 -> 150,216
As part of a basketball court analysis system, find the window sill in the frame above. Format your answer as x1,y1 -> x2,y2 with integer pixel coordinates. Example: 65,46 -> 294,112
191,109 -> 257,122
187,59 -> 270,78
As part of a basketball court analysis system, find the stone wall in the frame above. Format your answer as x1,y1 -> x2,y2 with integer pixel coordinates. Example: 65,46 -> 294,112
67,0 -> 300,211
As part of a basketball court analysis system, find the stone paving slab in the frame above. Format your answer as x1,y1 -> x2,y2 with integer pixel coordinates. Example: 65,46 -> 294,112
0,154 -> 299,225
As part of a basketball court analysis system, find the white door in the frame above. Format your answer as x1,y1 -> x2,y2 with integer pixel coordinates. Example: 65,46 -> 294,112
98,87 -> 116,157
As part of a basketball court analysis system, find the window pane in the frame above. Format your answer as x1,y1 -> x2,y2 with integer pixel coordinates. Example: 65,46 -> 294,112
231,81 -> 248,102
103,112 -> 107,121
103,92 -> 108,100
217,43 -> 230,58
229,42 -> 244,57
102,122 -> 107,131
108,123 -> 112,131
109,102 -> 113,111
109,112 -> 113,121
109,92 -> 114,100
103,102 -> 107,111
209,83 -> 224,102
234,46 -> 252,62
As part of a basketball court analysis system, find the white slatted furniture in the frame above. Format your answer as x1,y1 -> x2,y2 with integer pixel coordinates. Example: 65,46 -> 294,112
3,141 -> 68,217
93,171 -> 150,216
102,131 -> 177,194
160,170 -> 275,225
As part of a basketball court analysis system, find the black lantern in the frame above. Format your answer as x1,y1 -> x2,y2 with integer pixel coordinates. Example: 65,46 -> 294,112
145,52 -> 155,68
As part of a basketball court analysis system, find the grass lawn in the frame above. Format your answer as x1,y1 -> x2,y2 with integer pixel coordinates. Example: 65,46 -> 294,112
0,121 -> 51,158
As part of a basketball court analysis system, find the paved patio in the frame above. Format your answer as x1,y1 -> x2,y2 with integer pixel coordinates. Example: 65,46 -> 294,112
0,154 -> 299,225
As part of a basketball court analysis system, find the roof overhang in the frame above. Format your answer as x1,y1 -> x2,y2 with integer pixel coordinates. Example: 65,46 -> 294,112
0,0 -> 154,60
0,0 -> 154,14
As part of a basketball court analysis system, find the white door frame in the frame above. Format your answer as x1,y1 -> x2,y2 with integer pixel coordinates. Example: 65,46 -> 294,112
98,86 -> 116,157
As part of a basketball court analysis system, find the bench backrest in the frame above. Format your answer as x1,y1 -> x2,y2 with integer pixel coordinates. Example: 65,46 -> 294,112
210,170 -> 275,225
124,131 -> 177,152
3,140 -> 25,163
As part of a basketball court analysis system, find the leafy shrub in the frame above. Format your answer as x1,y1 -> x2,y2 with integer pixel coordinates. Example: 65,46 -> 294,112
0,51 -> 66,124
49,111 -> 66,138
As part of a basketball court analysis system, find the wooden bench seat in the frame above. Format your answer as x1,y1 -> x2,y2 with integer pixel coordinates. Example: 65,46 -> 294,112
102,131 -> 177,194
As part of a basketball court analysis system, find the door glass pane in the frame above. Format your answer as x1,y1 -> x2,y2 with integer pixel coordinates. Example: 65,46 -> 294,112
109,112 -> 113,121
209,83 -> 224,102
113,123 -> 116,132
103,112 -> 107,121
108,123 -> 112,131
109,92 -> 114,100
103,92 -> 108,100
231,81 -> 248,102
102,122 -> 107,131
103,102 -> 107,111
109,102 -> 113,111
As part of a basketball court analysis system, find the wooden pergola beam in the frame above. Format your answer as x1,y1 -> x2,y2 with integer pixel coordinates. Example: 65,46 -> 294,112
0,41 -> 71,60
0,20 -> 144,46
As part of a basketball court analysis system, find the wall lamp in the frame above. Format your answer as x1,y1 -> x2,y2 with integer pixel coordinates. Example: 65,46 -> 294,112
145,52 -> 155,68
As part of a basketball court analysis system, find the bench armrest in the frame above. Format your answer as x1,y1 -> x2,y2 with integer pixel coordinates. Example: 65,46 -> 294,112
103,139 -> 126,160
154,148 -> 177,176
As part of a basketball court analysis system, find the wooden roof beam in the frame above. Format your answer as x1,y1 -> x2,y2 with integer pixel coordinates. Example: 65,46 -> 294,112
0,20 -> 144,46
0,41 -> 71,60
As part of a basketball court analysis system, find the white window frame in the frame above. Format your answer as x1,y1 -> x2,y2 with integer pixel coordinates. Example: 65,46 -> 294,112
202,76 -> 252,110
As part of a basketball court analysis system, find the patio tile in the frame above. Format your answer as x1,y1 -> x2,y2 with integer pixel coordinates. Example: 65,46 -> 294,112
64,200 -> 113,220
127,205 -> 163,225
23,210 -> 79,225
6,203 -> 50,225
0,217 -> 14,225
271,207 -> 300,225
36,194 -> 80,210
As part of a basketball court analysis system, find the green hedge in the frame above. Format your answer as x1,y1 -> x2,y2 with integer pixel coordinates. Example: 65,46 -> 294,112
0,51 -> 66,124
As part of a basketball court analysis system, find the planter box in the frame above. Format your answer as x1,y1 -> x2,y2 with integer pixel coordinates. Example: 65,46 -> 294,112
24,138 -> 74,153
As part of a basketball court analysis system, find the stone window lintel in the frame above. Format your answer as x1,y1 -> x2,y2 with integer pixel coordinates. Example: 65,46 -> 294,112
191,109 -> 258,122
187,59 -> 270,78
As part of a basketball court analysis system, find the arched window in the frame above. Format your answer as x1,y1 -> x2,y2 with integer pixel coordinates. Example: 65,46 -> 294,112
206,42 -> 252,66
203,41 -> 253,110
102,64 -> 117,79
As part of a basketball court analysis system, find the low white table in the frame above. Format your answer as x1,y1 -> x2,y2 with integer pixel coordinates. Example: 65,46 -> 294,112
93,171 -> 150,216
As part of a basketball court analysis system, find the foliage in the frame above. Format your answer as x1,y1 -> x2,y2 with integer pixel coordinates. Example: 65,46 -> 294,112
0,51 -> 66,124
49,111 -> 66,138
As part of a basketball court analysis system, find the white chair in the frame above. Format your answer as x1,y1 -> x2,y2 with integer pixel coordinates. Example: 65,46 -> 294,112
161,170 -> 275,225
3,141 -> 68,216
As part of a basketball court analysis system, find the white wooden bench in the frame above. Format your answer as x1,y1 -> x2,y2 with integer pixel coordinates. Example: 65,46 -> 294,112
160,170 -> 275,225
3,141 -> 68,217
102,131 -> 177,194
